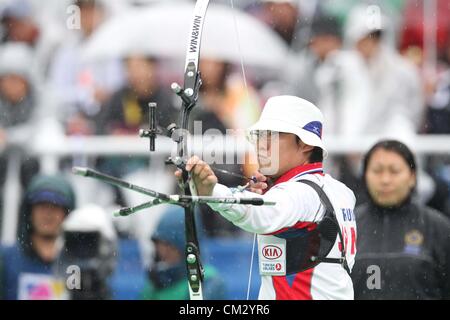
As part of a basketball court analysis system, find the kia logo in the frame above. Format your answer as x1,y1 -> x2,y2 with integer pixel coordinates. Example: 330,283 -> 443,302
262,245 -> 282,260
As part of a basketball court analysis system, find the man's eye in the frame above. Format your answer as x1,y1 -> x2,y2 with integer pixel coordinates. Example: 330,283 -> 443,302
370,167 -> 382,174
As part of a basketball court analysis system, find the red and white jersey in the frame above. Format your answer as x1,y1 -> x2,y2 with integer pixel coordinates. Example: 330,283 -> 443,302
208,163 -> 357,300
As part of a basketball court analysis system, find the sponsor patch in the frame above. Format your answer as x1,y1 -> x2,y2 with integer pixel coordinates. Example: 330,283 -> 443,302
258,236 -> 286,276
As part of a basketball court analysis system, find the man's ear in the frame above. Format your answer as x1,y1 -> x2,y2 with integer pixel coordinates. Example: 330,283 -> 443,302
409,172 -> 417,189
300,141 -> 314,154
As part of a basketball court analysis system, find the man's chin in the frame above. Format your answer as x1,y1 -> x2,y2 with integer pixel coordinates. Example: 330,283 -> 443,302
373,195 -> 399,208
259,165 -> 279,176
35,231 -> 59,240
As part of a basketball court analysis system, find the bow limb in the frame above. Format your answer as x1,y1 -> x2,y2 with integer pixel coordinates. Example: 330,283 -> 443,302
176,0 -> 210,301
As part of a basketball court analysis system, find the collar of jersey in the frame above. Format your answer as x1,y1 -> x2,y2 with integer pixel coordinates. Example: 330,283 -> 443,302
273,162 -> 324,186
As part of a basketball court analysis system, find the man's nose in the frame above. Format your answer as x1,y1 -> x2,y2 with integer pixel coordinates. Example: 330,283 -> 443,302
380,171 -> 392,185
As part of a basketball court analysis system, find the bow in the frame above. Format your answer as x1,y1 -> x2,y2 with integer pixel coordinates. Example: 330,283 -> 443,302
169,0 -> 210,300
73,0 -> 276,300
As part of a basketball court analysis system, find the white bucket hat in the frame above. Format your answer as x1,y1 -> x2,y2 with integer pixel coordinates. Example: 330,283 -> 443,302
0,43 -> 34,80
345,5 -> 388,45
248,95 -> 328,158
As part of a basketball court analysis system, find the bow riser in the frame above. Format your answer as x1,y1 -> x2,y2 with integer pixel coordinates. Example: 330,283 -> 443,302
177,0 -> 210,301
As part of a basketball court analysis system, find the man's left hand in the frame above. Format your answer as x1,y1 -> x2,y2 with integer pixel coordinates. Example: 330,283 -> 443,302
174,156 -> 218,196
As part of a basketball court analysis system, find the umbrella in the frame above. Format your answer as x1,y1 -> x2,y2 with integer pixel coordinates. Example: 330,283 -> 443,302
81,2 -> 289,69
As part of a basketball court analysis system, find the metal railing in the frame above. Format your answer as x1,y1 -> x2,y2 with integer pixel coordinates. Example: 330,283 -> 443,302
2,134 -> 450,244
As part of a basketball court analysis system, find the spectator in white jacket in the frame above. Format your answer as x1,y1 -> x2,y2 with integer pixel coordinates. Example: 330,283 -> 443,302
345,5 -> 425,139
285,14 -> 371,136
0,43 -> 63,193
48,0 -> 124,136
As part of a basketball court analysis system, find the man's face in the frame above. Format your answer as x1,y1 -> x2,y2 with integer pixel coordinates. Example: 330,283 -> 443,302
0,74 -> 29,104
126,56 -> 156,95
3,17 -> 39,44
154,240 -> 182,266
31,203 -> 66,239
251,131 -> 309,178
365,148 -> 416,207
80,4 -> 104,37
309,35 -> 342,61
356,36 -> 379,61
199,58 -> 227,89
260,3 -> 298,43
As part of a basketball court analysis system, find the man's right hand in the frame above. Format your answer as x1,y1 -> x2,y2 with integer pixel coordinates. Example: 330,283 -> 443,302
174,156 -> 269,196
247,171 -> 268,194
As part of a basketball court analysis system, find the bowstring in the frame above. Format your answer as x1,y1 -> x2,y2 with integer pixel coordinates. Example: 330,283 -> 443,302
230,0 -> 255,301
246,232 -> 257,300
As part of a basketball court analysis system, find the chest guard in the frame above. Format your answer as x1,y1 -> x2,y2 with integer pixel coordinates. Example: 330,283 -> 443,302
258,180 -> 350,276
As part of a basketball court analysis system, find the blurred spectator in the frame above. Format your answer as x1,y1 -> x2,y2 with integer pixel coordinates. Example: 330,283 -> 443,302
0,43 -> 59,192
285,15 -> 370,136
345,5 -> 424,137
48,0 -> 124,136
0,175 -> 76,300
423,42 -> 450,218
94,55 -> 177,194
323,0 -> 405,40
0,43 -> 37,146
341,5 -> 438,210
195,58 -> 261,237
352,140 -> 450,299
140,206 -> 226,300
248,1 -> 300,47
423,157 -> 450,218
55,204 -> 117,300
0,0 -> 39,46
425,41 -> 450,134
198,58 -> 261,132
0,43 -> 52,145
246,0 -> 317,100
283,14 -> 370,199
96,55 -> 177,135
426,73 -> 450,134
0,0 -> 65,79
186,59 -> 232,136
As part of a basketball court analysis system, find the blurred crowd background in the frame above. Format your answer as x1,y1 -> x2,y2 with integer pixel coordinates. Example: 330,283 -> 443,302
0,0 -> 449,300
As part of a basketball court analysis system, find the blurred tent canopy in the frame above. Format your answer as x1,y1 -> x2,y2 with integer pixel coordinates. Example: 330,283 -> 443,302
81,2 -> 289,70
